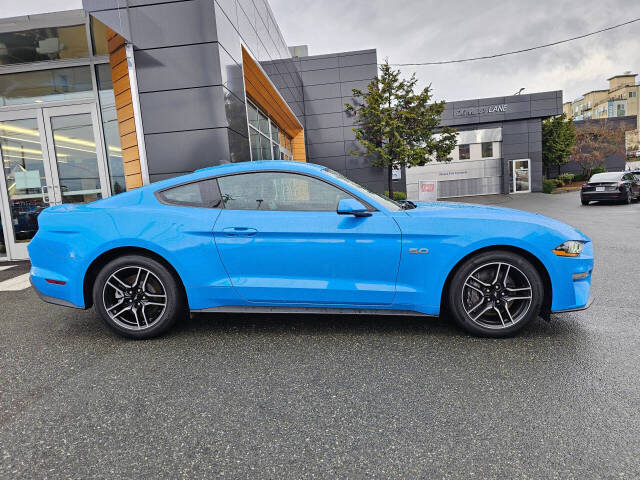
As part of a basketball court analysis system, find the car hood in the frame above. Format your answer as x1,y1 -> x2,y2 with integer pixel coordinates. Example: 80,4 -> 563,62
403,201 -> 590,242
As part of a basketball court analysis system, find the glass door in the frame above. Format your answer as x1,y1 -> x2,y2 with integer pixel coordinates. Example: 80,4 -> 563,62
0,103 -> 110,260
0,110 -> 56,260
510,159 -> 531,194
42,104 -> 110,205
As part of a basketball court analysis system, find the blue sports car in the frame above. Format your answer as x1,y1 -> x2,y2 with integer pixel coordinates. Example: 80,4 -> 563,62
29,161 -> 593,339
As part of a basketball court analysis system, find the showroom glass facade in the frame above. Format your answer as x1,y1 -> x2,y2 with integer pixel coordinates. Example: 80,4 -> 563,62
0,13 -> 125,260
247,99 -> 293,161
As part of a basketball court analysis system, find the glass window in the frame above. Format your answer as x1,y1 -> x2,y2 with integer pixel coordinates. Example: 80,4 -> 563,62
218,172 -> 353,211
0,66 -> 93,107
158,179 -> 222,208
0,118 -> 48,244
323,168 -> 402,212
257,110 -> 269,136
458,144 -> 470,160
247,102 -> 259,130
481,142 -> 493,158
0,25 -> 89,66
91,19 -> 109,56
95,64 -> 126,194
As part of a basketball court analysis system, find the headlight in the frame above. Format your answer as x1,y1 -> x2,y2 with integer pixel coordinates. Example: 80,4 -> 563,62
553,240 -> 585,257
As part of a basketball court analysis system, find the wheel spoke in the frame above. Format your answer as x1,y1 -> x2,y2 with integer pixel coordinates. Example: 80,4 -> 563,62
492,263 -> 502,285
132,308 -> 141,328
502,265 -> 511,287
506,286 -> 531,292
141,270 -> 151,291
141,305 -> 149,325
470,275 -> 491,287
111,274 -> 132,289
506,295 -> 532,301
470,305 -> 493,322
464,281 -> 484,295
144,302 -> 165,307
112,305 -> 132,319
133,268 -> 142,288
493,306 -> 506,327
106,299 -> 125,313
504,303 -> 515,324
145,292 -> 166,299
106,281 -> 124,295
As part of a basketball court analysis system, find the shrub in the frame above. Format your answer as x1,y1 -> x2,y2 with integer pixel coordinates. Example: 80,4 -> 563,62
590,166 -> 607,176
557,173 -> 575,186
385,190 -> 407,201
573,173 -> 587,182
542,179 -> 555,194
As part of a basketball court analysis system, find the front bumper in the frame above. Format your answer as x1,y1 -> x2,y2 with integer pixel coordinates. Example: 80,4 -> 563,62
552,295 -> 594,314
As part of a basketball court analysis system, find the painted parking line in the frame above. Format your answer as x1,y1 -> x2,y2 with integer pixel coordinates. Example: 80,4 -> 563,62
0,273 -> 31,292
0,265 -> 15,272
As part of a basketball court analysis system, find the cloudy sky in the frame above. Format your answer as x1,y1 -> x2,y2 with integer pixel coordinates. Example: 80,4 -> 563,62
270,0 -> 640,103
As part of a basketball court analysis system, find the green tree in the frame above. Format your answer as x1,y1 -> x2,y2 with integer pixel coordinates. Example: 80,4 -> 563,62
345,61 -> 457,198
542,113 -> 576,178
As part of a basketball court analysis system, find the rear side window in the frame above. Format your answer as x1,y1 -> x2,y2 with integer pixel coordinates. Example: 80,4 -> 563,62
157,179 -> 222,208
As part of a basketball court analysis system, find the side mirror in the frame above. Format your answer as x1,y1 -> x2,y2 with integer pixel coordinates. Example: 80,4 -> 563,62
337,198 -> 371,217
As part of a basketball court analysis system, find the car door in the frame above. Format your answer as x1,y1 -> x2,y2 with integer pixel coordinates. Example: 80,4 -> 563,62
213,171 -> 402,306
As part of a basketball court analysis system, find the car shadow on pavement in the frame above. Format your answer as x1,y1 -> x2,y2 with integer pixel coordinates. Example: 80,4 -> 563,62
172,311 -> 584,340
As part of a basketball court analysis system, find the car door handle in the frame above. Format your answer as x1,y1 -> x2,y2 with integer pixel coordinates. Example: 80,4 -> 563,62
223,227 -> 258,237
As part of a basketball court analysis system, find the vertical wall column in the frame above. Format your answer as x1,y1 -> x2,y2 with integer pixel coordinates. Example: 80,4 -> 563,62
106,27 -> 143,190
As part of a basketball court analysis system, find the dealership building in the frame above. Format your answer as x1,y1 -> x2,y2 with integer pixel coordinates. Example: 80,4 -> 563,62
0,0 -> 561,261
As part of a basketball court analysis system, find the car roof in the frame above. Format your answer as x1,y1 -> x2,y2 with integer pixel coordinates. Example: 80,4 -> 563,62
150,161 -> 328,190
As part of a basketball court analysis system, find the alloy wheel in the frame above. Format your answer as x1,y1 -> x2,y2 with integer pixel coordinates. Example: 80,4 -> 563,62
461,262 -> 533,330
102,266 -> 167,331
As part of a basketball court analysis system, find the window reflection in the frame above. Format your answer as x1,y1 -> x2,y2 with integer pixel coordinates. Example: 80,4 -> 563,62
96,64 -> 126,194
0,66 -> 93,107
247,100 -> 293,160
0,25 -> 89,66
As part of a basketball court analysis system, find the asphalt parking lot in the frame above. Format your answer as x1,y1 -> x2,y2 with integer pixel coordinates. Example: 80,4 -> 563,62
1,192 -> 639,479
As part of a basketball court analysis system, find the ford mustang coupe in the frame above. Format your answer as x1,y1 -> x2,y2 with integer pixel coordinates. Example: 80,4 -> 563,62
29,161 -> 593,339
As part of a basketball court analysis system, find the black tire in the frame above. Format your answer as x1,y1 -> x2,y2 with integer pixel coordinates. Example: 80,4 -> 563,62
581,198 -> 590,206
625,189 -> 633,204
447,250 -> 544,337
92,255 -> 186,339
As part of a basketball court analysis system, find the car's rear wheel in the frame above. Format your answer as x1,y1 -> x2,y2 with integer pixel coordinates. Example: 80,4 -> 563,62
92,255 -> 186,339
447,251 -> 544,337
581,198 -> 590,206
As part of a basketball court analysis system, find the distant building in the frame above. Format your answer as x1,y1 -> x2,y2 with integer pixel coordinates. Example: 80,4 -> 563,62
563,73 -> 639,122
562,72 -> 640,153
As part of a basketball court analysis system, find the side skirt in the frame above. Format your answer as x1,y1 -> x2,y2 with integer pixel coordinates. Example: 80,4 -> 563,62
191,305 -> 437,317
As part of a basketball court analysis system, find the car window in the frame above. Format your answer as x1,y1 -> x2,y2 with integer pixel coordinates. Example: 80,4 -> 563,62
217,172 -> 355,211
323,168 -> 403,211
590,172 -> 622,182
158,179 -> 222,208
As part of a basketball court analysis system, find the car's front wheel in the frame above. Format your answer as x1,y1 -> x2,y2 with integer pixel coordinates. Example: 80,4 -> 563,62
92,255 -> 186,339
447,250 -> 544,337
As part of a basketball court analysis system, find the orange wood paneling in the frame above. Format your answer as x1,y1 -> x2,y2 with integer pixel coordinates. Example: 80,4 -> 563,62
107,30 -> 143,189
116,103 -> 135,122
120,132 -> 138,150
122,145 -> 140,163
123,160 -> 142,176
242,46 -> 306,162
110,60 -> 129,82
118,118 -> 137,137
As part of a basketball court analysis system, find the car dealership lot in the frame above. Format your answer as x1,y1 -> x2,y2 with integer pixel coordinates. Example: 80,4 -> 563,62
1,192 -> 639,479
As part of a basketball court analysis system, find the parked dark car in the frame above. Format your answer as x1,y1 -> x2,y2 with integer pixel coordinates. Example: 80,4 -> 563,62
581,172 -> 640,205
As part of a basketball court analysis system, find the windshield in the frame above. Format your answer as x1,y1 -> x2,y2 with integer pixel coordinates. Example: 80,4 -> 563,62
590,172 -> 622,183
322,168 -> 403,211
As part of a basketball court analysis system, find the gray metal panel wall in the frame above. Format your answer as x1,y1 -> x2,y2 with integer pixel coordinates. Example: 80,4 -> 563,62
83,0 -> 255,180
442,90 -> 563,193
295,49 -> 390,194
